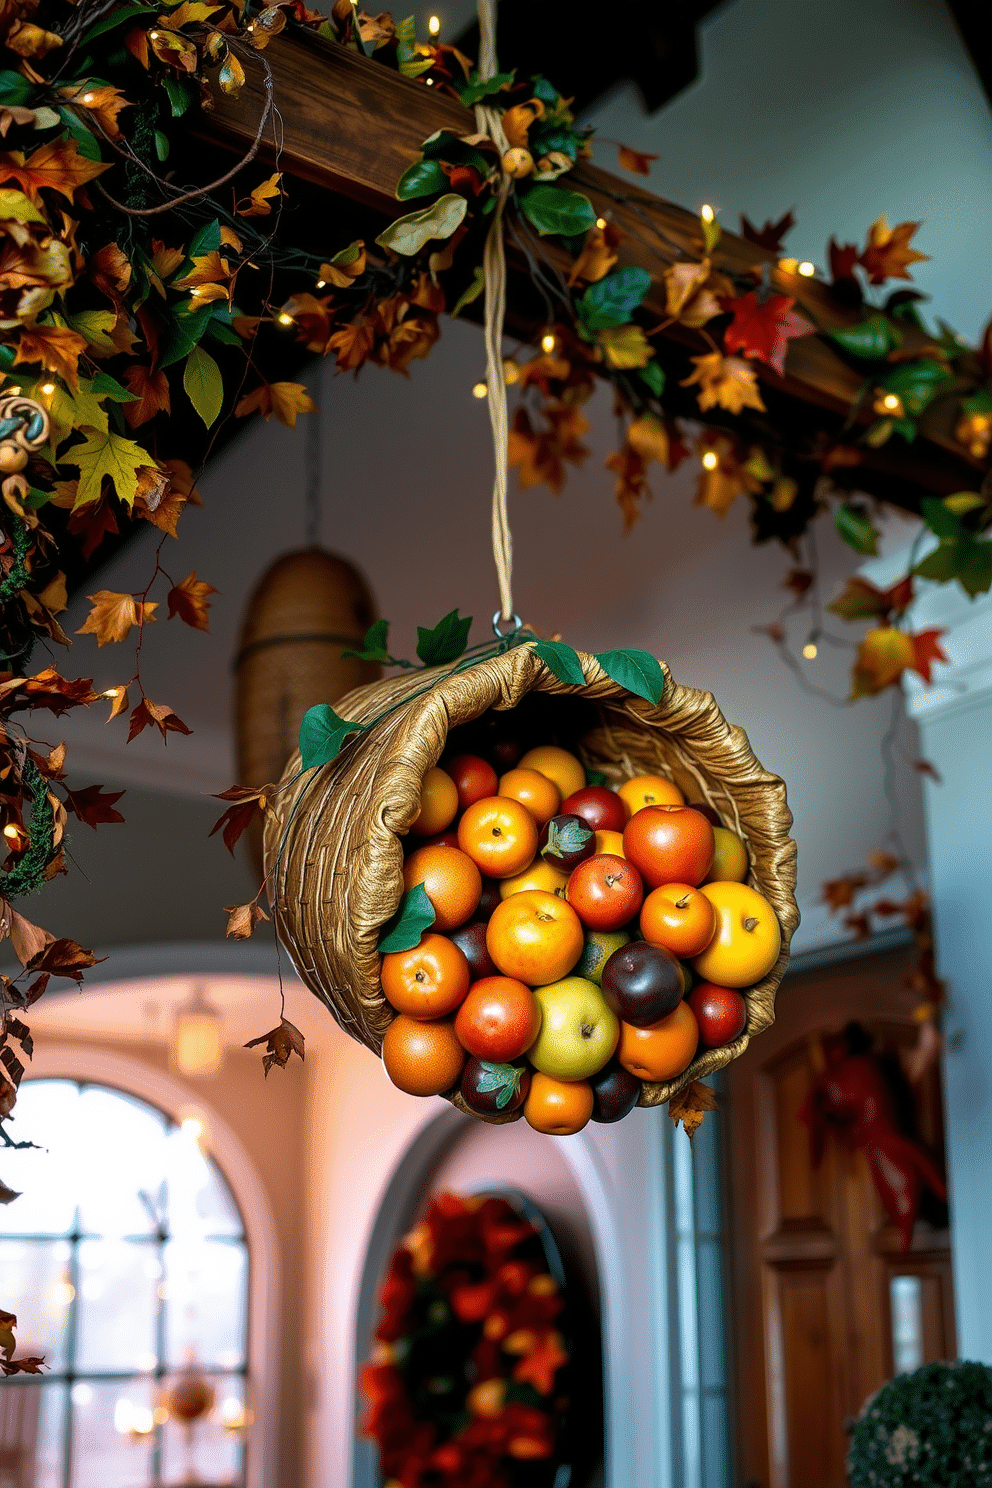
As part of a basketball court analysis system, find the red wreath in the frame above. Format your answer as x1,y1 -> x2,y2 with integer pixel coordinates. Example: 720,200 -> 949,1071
360,1192 -> 571,1488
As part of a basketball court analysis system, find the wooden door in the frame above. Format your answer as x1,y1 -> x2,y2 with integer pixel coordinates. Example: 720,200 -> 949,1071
727,946 -> 955,1488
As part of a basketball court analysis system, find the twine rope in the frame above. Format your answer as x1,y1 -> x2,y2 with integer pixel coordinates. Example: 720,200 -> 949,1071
474,0 -> 515,624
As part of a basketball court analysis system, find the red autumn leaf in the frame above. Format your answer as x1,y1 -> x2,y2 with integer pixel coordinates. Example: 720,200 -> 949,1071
127,697 -> 193,742
63,784 -> 126,828
843,911 -> 873,942
617,143 -> 658,176
722,291 -> 812,376
784,568 -> 814,598
244,1016 -> 304,1076
166,571 -> 218,632
122,364 -> 170,427
910,628 -> 948,684
740,210 -> 796,252
209,785 -> 269,854
440,162 -> 485,195
67,496 -> 120,559
829,237 -> 860,282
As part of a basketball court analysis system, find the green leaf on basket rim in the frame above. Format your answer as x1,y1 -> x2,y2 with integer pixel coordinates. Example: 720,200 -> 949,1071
342,618 -> 412,667
518,183 -> 596,239
299,703 -> 366,770
835,501 -> 880,555
594,649 -> 665,704
377,882 -> 436,953
396,158 -> 448,201
475,1060 -> 525,1109
416,609 -> 472,667
531,638 -> 586,687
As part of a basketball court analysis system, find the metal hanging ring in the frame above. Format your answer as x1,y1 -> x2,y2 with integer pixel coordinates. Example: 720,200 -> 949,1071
492,609 -> 522,638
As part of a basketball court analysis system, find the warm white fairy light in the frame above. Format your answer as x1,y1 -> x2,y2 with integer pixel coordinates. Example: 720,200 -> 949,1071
700,203 -> 715,224
472,381 -> 487,399
803,642 -> 818,660
701,451 -> 719,470
881,393 -> 901,411
797,261 -> 816,277
541,332 -> 556,354
428,14 -> 441,35
40,382 -> 56,395
4,824 -> 21,841
277,312 -> 294,326
596,216 -> 607,230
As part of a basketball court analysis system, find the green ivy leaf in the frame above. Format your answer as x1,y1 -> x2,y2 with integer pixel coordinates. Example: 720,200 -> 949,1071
541,817 -> 592,861
451,265 -> 485,318
375,194 -> 468,256
0,70 -> 35,105
90,371 -> 138,403
829,314 -> 902,360
594,649 -> 665,704
920,497 -> 966,540
298,704 -> 366,770
835,501 -> 880,555
341,618 -> 412,667
162,75 -> 194,117
577,266 -> 652,332
78,2 -> 154,42
327,239 -> 363,268
154,129 -> 170,162
186,218 -> 222,258
377,882 -> 436,953
416,609 -> 472,666
55,107 -> 101,162
394,16 -> 434,77
518,184 -> 596,239
879,359 -> 953,419
396,158 -> 448,201
158,300 -> 215,368
475,1060 -> 524,1109
183,345 -> 223,428
531,638 -> 585,687
914,538 -> 992,597
454,68 -> 515,105
961,389 -> 992,417
639,361 -> 666,398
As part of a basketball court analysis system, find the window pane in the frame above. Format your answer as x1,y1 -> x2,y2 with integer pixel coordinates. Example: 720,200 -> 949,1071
163,1123 -> 243,1240
0,1081 -> 79,1234
161,1374 -> 246,1487
0,1380 -> 64,1488
75,1086 -> 170,1238
75,1238 -> 160,1374
0,1238 -> 73,1369
163,1240 -> 247,1370
890,1274 -> 924,1375
72,1379 -> 155,1488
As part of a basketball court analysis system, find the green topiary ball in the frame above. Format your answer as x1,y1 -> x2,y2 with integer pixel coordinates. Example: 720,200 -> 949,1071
848,1361 -> 992,1487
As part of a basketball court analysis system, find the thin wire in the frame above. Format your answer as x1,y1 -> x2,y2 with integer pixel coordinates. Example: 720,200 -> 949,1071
305,360 -> 323,548
475,0 -> 514,623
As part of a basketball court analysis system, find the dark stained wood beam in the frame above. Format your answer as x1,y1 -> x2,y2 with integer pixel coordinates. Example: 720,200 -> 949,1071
204,32 -> 982,506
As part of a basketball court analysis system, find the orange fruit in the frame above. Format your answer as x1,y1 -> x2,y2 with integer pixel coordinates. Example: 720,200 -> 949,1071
618,774 -> 684,815
518,745 -> 586,802
705,826 -> 749,884
486,890 -> 583,985
410,766 -> 459,836
498,767 -> 561,827
640,882 -> 717,958
594,829 -> 625,858
691,881 -> 781,987
498,857 -> 568,900
618,1001 -> 699,1082
523,1071 -> 594,1135
380,932 -> 470,1018
382,1015 -> 466,1096
403,845 -> 482,931
458,796 -> 539,879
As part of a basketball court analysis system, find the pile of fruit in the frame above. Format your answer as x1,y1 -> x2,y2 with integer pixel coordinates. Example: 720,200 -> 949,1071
379,740 -> 782,1135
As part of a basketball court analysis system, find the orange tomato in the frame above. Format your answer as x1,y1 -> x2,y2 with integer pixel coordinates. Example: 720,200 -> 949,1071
640,882 -> 716,958
458,796 -> 539,878
498,858 -> 568,900
486,890 -> 584,985
705,826 -> 749,884
618,774 -> 684,815
523,1071 -> 594,1135
691,881 -> 781,987
618,1001 -> 699,1082
403,845 -> 482,931
382,1014 -> 466,1096
410,766 -> 459,836
594,829 -> 625,858
380,932 -> 470,1018
518,745 -> 586,802
498,767 -> 561,827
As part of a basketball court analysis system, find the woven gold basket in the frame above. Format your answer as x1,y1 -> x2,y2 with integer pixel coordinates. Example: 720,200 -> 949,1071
263,643 -> 799,1121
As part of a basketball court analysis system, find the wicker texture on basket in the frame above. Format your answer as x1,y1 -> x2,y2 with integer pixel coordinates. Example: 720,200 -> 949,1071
264,644 -> 799,1120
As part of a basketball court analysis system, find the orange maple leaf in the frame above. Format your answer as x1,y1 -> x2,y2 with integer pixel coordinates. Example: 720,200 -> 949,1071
126,696 -> 192,742
88,242 -> 132,305
605,443 -> 650,530
850,626 -> 914,697
75,591 -> 157,646
12,323 -> 88,389
723,291 -> 811,376
59,83 -> 131,140
682,352 -> 766,415
859,217 -> 929,285
0,139 -> 110,205
167,571 -> 218,632
617,143 -> 658,176
910,628 -> 948,684
234,380 -> 316,428
122,364 -> 170,427
326,320 -> 376,372
511,1329 -> 568,1395
668,1079 -> 719,1139
567,221 -> 620,286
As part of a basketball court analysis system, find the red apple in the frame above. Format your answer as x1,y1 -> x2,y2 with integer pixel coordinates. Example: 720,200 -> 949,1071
623,805 -> 715,888
454,976 -> 542,1062
561,786 -> 628,834
567,854 -> 644,932
445,753 -> 499,810
687,983 -> 747,1048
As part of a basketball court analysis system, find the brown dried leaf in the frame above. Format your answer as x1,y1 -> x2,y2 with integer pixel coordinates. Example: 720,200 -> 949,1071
244,1016 -> 304,1076
126,697 -> 192,743
166,571 -> 218,633
224,899 -> 270,939
7,906 -> 51,967
122,364 -> 170,427
912,758 -> 942,784
0,1178 -> 19,1203
668,1080 -> 718,1139
210,785 -> 268,854
64,784 -> 125,828
76,591 -> 157,647
26,936 -> 100,983
617,143 -> 658,175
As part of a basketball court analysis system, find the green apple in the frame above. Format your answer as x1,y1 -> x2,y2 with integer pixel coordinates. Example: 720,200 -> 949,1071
574,928 -> 630,987
529,977 -> 620,1080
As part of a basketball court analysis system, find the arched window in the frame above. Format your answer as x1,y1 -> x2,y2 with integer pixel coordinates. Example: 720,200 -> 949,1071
0,1079 -> 250,1488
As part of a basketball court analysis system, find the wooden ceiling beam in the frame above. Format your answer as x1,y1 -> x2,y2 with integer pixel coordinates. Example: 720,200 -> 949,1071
205,33 -> 981,505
